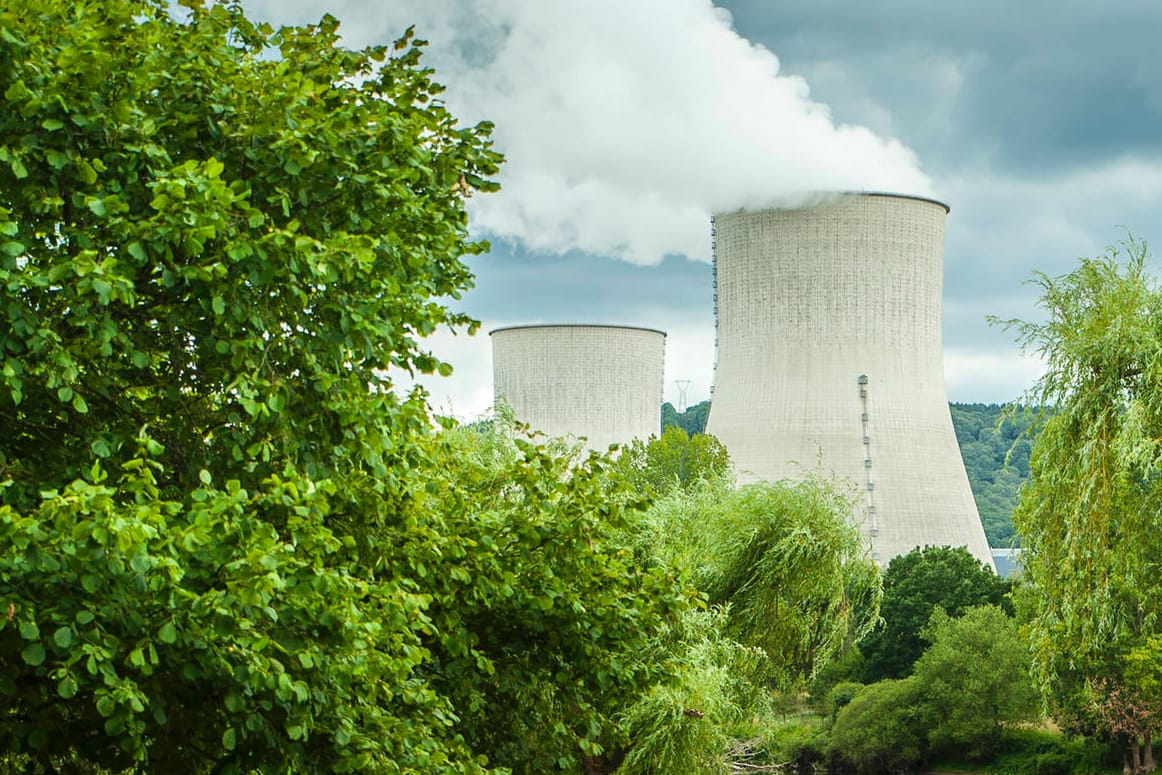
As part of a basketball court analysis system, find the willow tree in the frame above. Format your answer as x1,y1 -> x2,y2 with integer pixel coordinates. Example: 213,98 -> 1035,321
999,239 -> 1162,773
632,475 -> 881,688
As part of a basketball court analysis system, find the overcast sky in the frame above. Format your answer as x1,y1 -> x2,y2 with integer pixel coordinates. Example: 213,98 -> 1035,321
245,0 -> 1162,420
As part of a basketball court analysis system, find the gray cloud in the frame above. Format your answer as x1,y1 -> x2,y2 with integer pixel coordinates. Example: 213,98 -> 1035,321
720,0 -> 1162,176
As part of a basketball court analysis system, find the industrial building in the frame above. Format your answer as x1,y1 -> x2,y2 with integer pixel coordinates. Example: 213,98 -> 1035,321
490,324 -> 666,452
704,193 -> 994,568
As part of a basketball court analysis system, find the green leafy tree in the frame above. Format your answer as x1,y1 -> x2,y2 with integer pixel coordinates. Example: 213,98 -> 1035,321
0,0 -> 532,771
633,476 -> 881,690
612,473 -> 879,772
411,420 -> 694,773
949,403 -> 1035,547
614,426 -> 731,497
1,0 -> 500,504
661,399 -> 711,436
860,545 -> 1010,682
999,239 -> 1162,773
912,605 -> 1040,761
617,607 -> 766,775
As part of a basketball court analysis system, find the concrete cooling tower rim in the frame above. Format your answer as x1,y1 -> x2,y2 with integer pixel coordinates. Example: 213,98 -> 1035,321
715,191 -> 950,215
489,323 -> 668,338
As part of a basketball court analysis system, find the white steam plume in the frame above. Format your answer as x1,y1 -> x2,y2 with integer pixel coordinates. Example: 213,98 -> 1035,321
245,0 -> 931,264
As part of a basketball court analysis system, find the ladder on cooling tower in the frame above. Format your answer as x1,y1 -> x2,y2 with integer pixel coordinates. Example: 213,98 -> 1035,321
710,218 -> 717,395
859,374 -> 880,562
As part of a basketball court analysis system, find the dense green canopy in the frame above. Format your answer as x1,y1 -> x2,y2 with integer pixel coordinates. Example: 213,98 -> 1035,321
1002,239 -> 1162,772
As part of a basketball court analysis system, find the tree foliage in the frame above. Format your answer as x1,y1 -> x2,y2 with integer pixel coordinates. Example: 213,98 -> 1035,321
826,677 -> 928,774
614,426 -> 731,497
632,476 -> 881,690
860,545 -> 1010,682
0,0 -> 498,505
617,608 -> 765,775
911,605 -> 1040,761
661,400 -> 711,436
948,402 -> 1035,547
1000,239 -> 1162,772
0,1 -> 680,772
828,605 -> 1039,772
411,420 -> 694,772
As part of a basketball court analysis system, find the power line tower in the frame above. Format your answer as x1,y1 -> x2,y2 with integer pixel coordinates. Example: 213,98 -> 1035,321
674,379 -> 692,412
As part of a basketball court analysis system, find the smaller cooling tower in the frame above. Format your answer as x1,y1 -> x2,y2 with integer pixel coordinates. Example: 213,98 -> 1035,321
490,324 -> 666,451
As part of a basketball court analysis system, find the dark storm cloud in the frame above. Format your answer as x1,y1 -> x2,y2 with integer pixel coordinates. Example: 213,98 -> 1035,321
720,0 -> 1162,175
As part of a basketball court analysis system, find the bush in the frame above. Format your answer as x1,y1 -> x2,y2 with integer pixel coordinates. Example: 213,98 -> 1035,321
826,678 -> 928,774
966,727 -> 1116,775
822,682 -> 866,725
765,723 -> 826,774
808,646 -> 866,707
617,608 -> 766,775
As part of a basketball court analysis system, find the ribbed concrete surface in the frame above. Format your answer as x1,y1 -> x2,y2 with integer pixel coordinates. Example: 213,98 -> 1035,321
490,324 -> 665,452
705,193 -> 993,568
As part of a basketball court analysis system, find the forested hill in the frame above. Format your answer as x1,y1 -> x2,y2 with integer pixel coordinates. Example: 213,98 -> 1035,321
948,403 -> 1033,548
661,401 -> 1033,547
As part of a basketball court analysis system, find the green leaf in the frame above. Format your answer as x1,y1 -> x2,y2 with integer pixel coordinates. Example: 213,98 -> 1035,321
96,695 -> 115,717
41,118 -> 64,131
19,621 -> 39,640
127,241 -> 146,261
87,198 -> 107,217
212,296 -> 225,315
222,727 -> 237,751
1,241 -> 23,257
21,643 -> 45,666
10,158 -> 28,179
53,626 -> 73,648
77,159 -> 97,184
57,676 -> 78,699
57,386 -> 73,403
158,621 -> 178,644
72,394 -> 88,414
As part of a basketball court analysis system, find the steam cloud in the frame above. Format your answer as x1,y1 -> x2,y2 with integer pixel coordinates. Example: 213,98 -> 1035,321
245,0 -> 932,265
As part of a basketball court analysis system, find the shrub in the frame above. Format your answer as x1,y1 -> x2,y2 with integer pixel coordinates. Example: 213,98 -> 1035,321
826,678 -> 928,774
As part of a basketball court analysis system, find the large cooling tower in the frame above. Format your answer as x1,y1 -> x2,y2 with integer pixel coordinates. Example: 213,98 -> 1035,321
490,324 -> 665,451
705,193 -> 993,568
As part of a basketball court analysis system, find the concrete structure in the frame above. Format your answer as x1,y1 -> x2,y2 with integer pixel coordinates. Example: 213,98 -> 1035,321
705,193 -> 993,568
490,324 -> 665,451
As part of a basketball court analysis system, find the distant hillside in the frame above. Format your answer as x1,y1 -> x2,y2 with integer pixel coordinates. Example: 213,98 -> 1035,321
661,400 -> 1032,548
948,403 -> 1033,548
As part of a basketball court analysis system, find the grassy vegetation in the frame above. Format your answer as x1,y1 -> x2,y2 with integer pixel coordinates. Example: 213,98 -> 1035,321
929,727 -> 1123,775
